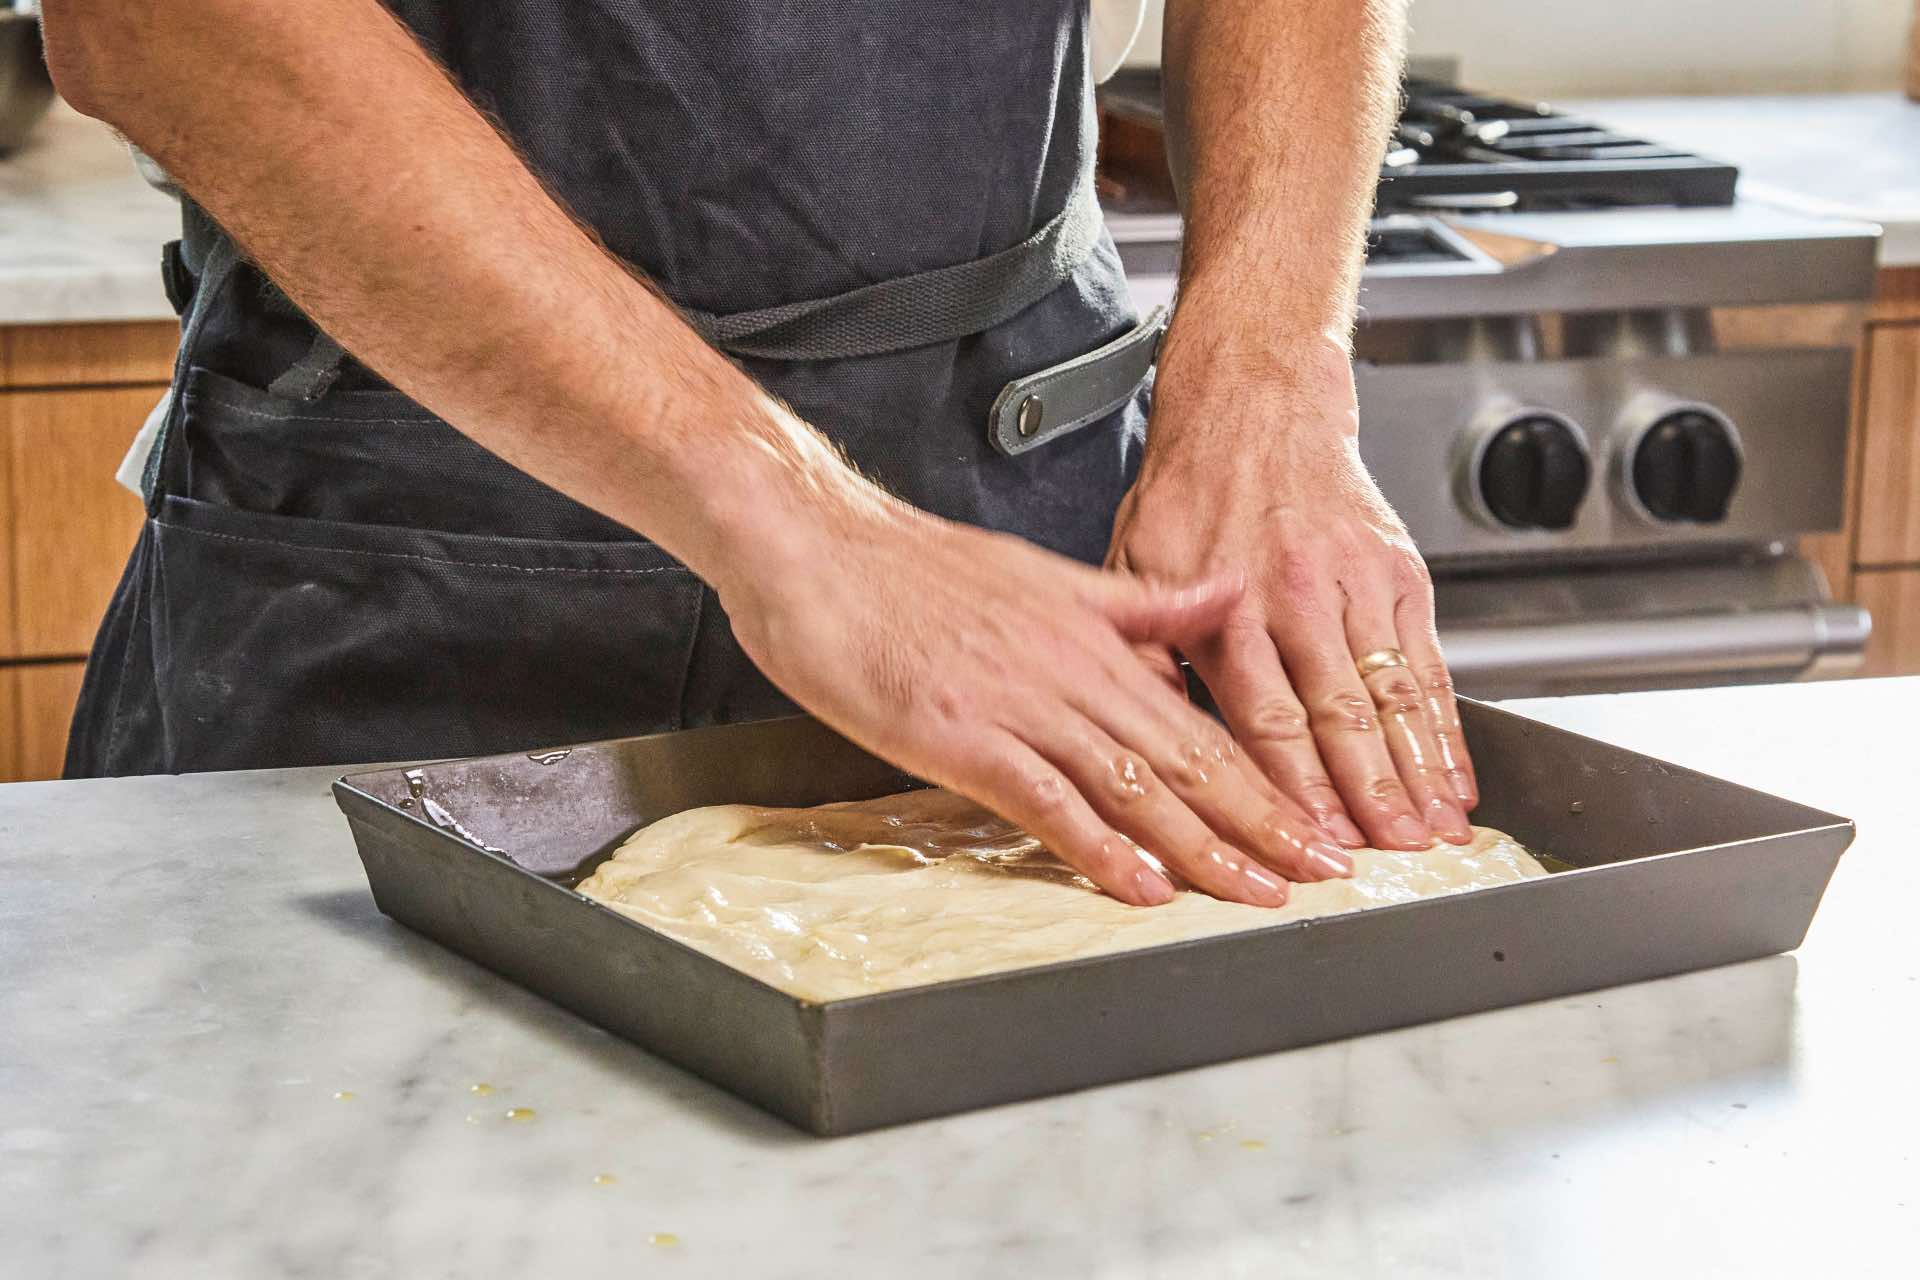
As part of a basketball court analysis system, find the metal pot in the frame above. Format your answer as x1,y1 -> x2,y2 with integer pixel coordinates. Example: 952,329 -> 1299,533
0,2 -> 54,155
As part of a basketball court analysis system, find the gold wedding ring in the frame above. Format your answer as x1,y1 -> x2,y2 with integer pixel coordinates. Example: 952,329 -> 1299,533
1355,647 -> 1410,679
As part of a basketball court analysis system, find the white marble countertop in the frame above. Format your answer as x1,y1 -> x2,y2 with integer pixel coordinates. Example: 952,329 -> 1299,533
1564,93 -> 1920,268
0,101 -> 178,326
3,678 -> 1916,1278
8,89 -> 1913,333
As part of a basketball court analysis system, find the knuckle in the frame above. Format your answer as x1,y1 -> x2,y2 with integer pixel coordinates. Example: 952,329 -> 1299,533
1392,550 -> 1433,591
1022,769 -> 1072,817
974,753 -> 1070,820
925,685 -> 971,724
1367,674 -> 1425,717
1277,550 -> 1322,601
1243,700 -> 1312,746
1160,733 -> 1236,788
1363,775 -> 1414,808
1417,664 -> 1456,700
1102,753 -> 1158,806
1310,690 -> 1377,735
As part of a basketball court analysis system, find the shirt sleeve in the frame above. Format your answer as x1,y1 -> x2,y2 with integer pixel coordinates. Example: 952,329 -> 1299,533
1089,0 -> 1148,84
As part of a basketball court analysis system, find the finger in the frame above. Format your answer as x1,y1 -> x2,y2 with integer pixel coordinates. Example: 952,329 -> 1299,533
1395,590 -> 1479,809
1343,587 -> 1472,844
1067,646 -> 1357,884
940,732 -> 1176,906
1271,594 -> 1434,851
1094,568 -> 1246,647
1130,641 -> 1187,695
1030,718 -> 1292,907
1188,621 -> 1368,849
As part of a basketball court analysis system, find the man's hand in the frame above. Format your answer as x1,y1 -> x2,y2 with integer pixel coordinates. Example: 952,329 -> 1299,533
1109,346 -> 1476,852
1135,0 -> 1473,847
712,482 -> 1358,908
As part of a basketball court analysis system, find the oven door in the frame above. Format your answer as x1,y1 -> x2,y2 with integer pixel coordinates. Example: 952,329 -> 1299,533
1434,554 -> 1870,698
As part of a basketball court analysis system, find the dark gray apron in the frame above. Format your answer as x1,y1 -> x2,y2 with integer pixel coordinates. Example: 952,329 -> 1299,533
66,0 -> 1156,776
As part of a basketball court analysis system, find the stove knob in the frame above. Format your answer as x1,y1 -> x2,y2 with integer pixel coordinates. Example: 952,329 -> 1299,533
1475,413 -> 1591,530
1629,409 -> 1742,522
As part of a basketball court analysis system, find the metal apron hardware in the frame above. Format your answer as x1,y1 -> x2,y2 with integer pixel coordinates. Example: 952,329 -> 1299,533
170,166 -> 1166,479
73,0 -> 1148,778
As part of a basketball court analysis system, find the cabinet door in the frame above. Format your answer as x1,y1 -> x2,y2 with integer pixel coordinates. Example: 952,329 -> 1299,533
3,386 -> 155,658
1855,325 -> 1920,567
0,322 -> 178,389
10,661 -> 86,781
1854,568 -> 1920,678
0,666 -> 18,781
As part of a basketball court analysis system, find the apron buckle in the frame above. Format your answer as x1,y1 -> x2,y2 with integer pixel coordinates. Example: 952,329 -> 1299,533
987,305 -> 1168,456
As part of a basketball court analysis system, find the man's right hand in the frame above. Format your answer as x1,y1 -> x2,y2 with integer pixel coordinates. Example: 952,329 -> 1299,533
713,489 -> 1358,908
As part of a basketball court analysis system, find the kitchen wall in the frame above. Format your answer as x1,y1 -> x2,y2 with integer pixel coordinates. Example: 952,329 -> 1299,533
1122,0 -> 1912,96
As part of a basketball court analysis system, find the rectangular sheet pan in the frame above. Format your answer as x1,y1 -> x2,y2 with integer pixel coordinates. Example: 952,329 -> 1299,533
332,701 -> 1852,1136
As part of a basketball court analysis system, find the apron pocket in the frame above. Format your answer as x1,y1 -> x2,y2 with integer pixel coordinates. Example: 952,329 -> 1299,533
178,365 -> 636,541
149,495 -> 706,771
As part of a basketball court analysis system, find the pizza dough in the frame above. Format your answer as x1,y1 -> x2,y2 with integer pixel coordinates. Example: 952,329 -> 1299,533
576,786 -> 1547,1002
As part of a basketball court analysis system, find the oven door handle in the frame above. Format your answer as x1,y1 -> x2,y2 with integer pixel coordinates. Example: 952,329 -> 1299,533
1438,604 -> 1871,682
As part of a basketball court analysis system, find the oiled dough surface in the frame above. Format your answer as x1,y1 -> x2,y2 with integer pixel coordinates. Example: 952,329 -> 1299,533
576,787 -> 1547,1002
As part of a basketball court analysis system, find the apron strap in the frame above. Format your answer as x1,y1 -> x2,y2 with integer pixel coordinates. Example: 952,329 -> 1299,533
988,305 -> 1166,456
176,145 -> 1154,454
677,169 -> 1104,363
141,234 -> 243,512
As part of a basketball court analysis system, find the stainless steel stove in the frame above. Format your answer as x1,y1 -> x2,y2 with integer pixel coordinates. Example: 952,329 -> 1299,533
1099,71 -> 1879,697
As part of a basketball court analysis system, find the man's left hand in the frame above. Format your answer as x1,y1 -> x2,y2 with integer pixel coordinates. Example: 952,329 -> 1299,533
1108,345 -> 1478,853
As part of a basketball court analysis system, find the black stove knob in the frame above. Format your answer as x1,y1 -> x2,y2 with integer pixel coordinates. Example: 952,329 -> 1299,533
1476,414 -> 1590,530
1630,410 -> 1742,522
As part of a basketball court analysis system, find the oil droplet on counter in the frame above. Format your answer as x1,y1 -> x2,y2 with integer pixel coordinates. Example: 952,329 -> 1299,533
592,1173 -> 617,1187
504,1107 -> 536,1122
528,749 -> 572,765
469,1082 -> 496,1096
333,1090 -> 356,1102
648,1233 -> 680,1249
464,1112 -> 483,1125
405,769 -> 426,799
1240,1139 -> 1267,1151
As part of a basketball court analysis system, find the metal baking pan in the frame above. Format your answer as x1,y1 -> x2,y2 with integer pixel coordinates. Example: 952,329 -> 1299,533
332,700 -> 1852,1136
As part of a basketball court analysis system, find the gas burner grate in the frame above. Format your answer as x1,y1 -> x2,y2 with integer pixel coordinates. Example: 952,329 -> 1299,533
1096,70 -> 1739,216
1383,79 -> 1738,212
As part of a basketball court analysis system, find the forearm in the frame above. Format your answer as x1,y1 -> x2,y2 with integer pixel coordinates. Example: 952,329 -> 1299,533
1157,0 -> 1407,398
41,0 -> 883,595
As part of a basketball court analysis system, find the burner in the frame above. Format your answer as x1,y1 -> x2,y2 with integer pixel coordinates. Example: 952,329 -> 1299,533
1384,80 -> 1738,212
1097,70 -> 1739,215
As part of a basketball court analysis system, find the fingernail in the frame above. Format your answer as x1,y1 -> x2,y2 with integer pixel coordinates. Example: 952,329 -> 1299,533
1310,841 -> 1354,878
1389,814 -> 1432,848
1328,813 -> 1367,848
1131,863 -> 1176,906
1429,796 -> 1473,843
1239,862 -> 1290,906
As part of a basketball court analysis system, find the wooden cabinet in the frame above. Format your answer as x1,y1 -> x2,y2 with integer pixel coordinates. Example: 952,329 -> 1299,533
7,662 -> 89,781
1802,266 -> 1920,677
0,320 -> 174,782
4,387 -> 153,656
1855,324 -> 1920,567
1855,569 -> 1920,677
